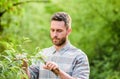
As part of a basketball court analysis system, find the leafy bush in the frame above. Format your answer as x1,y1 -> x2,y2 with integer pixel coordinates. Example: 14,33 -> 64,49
0,0 -> 120,79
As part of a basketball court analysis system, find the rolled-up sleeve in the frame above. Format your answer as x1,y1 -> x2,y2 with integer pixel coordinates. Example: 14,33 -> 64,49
72,54 -> 90,79
29,65 -> 39,79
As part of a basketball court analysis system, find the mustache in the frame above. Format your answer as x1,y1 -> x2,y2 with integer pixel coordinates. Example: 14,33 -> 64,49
52,36 -> 60,40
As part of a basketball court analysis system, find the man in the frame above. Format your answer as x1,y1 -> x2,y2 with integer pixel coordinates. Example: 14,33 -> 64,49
22,12 -> 90,79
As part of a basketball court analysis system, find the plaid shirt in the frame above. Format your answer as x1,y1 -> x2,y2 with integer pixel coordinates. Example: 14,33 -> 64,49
29,41 -> 90,79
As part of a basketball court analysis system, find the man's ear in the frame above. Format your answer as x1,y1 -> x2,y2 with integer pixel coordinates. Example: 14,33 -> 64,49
67,28 -> 72,35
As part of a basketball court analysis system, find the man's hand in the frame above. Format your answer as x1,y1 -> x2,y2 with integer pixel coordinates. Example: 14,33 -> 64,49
43,61 -> 58,70
43,61 -> 59,76
21,59 -> 28,70
21,59 -> 30,79
43,61 -> 75,79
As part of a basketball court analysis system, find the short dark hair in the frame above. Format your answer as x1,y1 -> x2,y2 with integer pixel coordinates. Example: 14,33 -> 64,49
51,12 -> 71,29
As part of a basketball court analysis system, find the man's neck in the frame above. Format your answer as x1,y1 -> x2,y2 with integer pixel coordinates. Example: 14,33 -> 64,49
55,41 -> 67,51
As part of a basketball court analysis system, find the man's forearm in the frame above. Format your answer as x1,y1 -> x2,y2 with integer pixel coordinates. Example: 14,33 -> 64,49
43,61 -> 76,79
58,69 -> 76,79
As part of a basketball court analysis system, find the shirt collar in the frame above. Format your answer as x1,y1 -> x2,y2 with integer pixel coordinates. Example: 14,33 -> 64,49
52,41 -> 71,55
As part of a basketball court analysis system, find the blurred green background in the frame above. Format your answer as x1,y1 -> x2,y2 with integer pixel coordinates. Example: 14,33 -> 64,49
0,0 -> 120,79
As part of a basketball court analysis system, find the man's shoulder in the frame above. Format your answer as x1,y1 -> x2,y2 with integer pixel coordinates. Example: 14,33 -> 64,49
69,45 -> 87,56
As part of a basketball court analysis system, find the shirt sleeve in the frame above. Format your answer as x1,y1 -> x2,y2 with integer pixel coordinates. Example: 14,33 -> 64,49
28,59 -> 41,79
29,65 -> 39,79
72,53 -> 90,79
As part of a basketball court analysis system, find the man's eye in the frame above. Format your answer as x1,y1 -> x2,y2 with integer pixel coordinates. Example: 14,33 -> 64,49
57,30 -> 62,32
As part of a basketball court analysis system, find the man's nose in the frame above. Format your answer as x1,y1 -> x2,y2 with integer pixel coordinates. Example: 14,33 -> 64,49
53,31 -> 58,37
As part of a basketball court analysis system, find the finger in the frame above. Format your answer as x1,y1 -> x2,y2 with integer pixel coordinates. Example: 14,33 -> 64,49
44,62 -> 58,70
21,59 -> 28,68
53,66 -> 58,70
43,65 -> 48,69
49,64 -> 56,70
47,63 -> 53,67
46,62 -> 52,67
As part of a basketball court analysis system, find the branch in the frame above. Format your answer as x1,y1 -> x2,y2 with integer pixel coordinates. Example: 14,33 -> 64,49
0,0 -> 50,17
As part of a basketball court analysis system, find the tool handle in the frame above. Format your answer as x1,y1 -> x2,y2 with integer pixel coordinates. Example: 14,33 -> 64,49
51,68 -> 60,76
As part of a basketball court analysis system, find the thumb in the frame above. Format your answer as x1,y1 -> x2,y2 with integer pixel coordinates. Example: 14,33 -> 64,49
21,59 -> 28,69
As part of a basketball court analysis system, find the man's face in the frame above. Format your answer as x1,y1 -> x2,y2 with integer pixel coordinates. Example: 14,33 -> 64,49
50,21 -> 71,46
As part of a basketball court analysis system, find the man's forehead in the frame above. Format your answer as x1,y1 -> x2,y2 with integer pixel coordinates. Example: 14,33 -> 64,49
51,21 -> 66,28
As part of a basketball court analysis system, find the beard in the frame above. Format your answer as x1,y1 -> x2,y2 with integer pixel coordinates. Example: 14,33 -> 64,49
51,36 -> 66,46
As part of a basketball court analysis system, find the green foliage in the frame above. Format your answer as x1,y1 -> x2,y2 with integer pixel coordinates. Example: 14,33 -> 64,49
0,42 -> 27,79
0,0 -> 120,79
